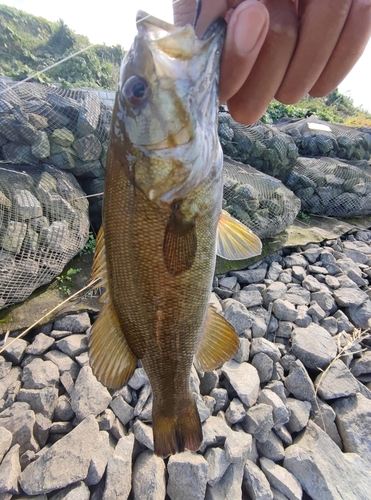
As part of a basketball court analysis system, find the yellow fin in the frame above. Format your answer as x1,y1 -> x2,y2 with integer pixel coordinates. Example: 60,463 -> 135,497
216,210 -> 262,260
89,226 -> 137,389
163,207 -> 197,276
195,306 -> 240,372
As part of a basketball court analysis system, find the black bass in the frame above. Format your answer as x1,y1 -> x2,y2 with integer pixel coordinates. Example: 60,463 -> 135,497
89,11 -> 261,457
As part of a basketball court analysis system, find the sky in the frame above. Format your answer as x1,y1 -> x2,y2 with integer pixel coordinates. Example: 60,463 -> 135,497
1,0 -> 371,112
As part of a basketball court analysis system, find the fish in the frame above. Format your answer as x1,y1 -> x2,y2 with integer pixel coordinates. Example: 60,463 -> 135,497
88,10 -> 262,458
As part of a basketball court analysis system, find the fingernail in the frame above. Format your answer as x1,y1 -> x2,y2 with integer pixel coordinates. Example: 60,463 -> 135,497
234,3 -> 268,56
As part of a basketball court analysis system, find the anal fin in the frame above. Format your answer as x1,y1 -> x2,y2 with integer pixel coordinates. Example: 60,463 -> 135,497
216,209 -> 262,260
195,305 -> 239,372
89,226 -> 137,389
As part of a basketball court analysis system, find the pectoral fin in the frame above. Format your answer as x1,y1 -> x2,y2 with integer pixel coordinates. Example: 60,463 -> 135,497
89,226 -> 137,389
163,205 -> 197,276
195,306 -> 240,372
216,210 -> 262,260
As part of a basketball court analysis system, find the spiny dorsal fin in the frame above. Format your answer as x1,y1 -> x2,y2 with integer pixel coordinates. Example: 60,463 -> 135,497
195,305 -> 239,372
89,226 -> 137,389
163,205 -> 197,276
216,210 -> 262,260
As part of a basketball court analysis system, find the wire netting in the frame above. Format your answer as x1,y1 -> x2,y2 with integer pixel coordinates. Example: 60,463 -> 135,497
218,111 -> 299,179
276,116 -> 371,161
284,156 -> 371,218
0,163 -> 89,310
223,156 -> 301,239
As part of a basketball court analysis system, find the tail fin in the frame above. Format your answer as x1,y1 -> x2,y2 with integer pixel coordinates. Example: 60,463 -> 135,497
152,395 -> 202,457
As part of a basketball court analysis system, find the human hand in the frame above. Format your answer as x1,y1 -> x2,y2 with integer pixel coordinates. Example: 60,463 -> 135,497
173,0 -> 371,124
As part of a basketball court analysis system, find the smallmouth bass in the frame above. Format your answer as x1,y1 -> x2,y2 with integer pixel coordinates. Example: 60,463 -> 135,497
89,11 -> 261,457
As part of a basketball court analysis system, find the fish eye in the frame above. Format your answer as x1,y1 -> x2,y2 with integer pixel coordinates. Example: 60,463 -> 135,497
123,76 -> 149,106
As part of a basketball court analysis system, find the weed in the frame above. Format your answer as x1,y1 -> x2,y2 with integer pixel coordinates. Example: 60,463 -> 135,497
81,232 -> 96,255
56,267 -> 82,296
298,210 -> 310,222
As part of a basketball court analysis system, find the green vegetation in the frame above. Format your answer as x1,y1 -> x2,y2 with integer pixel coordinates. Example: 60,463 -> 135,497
298,210 -> 311,222
264,89 -> 371,127
0,4 -> 124,88
81,232 -> 96,255
56,267 -> 82,296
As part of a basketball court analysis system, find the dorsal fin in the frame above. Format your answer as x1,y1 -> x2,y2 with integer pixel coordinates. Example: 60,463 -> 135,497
89,226 -> 137,389
195,305 -> 239,371
216,210 -> 262,260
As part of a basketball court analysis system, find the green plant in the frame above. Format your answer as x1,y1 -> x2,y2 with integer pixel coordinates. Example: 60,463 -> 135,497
56,267 -> 82,296
81,232 -> 96,255
298,210 -> 310,222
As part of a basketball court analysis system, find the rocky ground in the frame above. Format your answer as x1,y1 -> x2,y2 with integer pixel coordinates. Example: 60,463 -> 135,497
1,228 -> 371,499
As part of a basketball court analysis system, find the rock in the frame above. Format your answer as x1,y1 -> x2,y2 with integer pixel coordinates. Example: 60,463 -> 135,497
34,414 -> 51,448
257,389 -> 289,429
284,360 -> 316,402
262,282 -> 287,307
285,285 -> 311,306
0,444 -> 20,495
311,398 -> 343,448
0,402 -> 39,455
333,310 -> 354,333
21,358 -> 59,389
320,317 -> 338,335
332,393 -> 371,465
77,93 -> 101,136
272,299 -> 298,322
222,360 -> 260,407
251,314 -> 268,338
286,399 -> 311,433
347,300 -> 371,329
128,367 -> 149,390
55,334 -> 88,358
232,290 -> 263,308
256,430 -> 284,462
314,359 -> 359,399
53,313 -> 91,333
70,366 -> 111,421
0,427 -> 12,463
284,421 -> 371,500
260,457 -> 302,500
222,299 -> 253,334
307,302 -> 326,321
291,324 -> 337,370
19,415 -> 101,495
199,416 -> 231,453
225,398 -> 246,425
133,420 -> 154,451
350,351 -> 371,377
250,338 -> 281,362
210,388 -> 229,413
243,459 -> 273,500
132,450 -> 166,500
103,434 -> 134,500
205,460 -> 244,500
229,268 -> 267,284
50,128 -> 75,147
225,430 -> 252,463
333,287 -> 368,307
205,447 -> 230,487
86,431 -> 112,486
73,134 -> 102,161
44,350 -> 80,379
167,451 -> 208,500
200,371 -> 219,395
16,386 -> 58,419
49,481 -> 90,500
0,367 -> 22,400
243,404 -> 274,443
25,333 -> 55,355
110,396 -> 134,426
1,339 -> 28,365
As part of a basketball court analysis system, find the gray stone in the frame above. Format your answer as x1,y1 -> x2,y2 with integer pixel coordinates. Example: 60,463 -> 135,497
60,371 -> 74,395
40,220 -> 70,250
249,314 -> 268,338
0,427 -> 12,464
73,133 -> 102,161
0,402 -> 39,455
25,333 -> 55,355
1,339 -> 28,365
350,350 -> 371,377
311,398 -> 342,448
167,451 -> 208,500
334,287 -> 368,307
70,366 -> 111,421
132,449 -> 166,500
54,312 -> 90,333
332,393 -> 371,465
200,370 -> 219,395
110,418 -> 127,441
284,360 -> 316,402
284,254 -> 308,268
0,357 -> 12,380
243,459 -> 273,500
276,321 -> 294,338
266,261 -> 283,281
224,430 -> 252,463
17,386 -> 58,419
325,275 -> 340,289
225,398 -> 246,425
86,431 -> 112,486
205,447 -> 230,487
44,350 -> 80,379
311,291 -> 336,312
210,388 -> 229,413
34,414 -> 51,448
347,299 -> 371,329
286,398 -> 311,433
230,268 -> 267,284
49,481 -> 90,500
205,460 -> 244,500
19,415 -> 101,495
0,367 -> 22,400
199,416 -> 232,453
77,93 -> 101,136
262,282 -> 287,307
284,285 -> 311,306
257,389 -> 289,429
284,420 -> 371,500
233,338 -> 250,363
256,431 -> 284,462
251,338 -> 281,362
133,420 -> 154,451
291,324 -> 337,370
134,384 -> 151,417
273,299 -> 297,322
252,353 -> 274,383
0,444 -> 20,495
274,426 -> 292,447
307,265 -> 328,275
307,302 -> 326,321
265,381 -> 287,403
260,457 -> 302,500
233,290 -> 263,308
291,266 -> 306,281
21,358 -> 59,389
49,421 -> 73,434
222,299 -> 252,334
314,359 -> 359,399
303,247 -> 321,264
55,334 -> 88,358
243,404 -> 274,443
110,395 -> 134,425
222,360 -> 260,407
128,367 -> 149,390
103,434 -> 134,500
278,270 -> 292,284
320,317 -> 338,335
